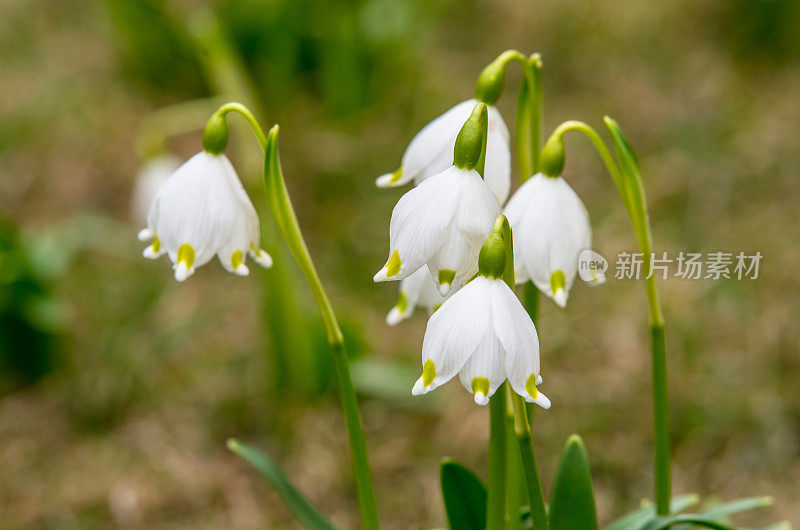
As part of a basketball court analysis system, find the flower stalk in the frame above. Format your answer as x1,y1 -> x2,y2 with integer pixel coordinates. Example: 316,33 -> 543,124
544,117 -> 670,514
209,103 -> 380,529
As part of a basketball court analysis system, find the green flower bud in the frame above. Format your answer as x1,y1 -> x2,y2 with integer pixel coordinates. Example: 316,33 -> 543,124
478,232 -> 506,279
202,112 -> 229,155
540,133 -> 565,177
453,103 -> 488,172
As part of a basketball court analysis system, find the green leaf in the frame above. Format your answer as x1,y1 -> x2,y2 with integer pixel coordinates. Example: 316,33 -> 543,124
440,459 -> 488,530
548,435 -> 598,530
227,439 -> 338,530
640,514 -> 734,530
701,496 -> 773,520
605,494 -> 700,530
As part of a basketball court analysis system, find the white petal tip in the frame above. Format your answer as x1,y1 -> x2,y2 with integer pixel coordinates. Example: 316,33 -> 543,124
174,262 -> 194,282
142,246 -> 161,259
438,283 -> 451,296
553,288 -> 568,308
528,392 -> 551,410
536,374 -> 543,385
373,268 -> 389,283
233,264 -> 250,276
589,273 -> 606,286
137,228 -> 154,241
473,392 -> 489,406
411,378 -> 429,396
385,307 -> 404,326
375,173 -> 400,188
253,250 -> 273,268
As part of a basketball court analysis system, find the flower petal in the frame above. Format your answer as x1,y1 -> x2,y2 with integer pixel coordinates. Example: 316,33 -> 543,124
413,276 -> 493,395
376,167 -> 461,281
404,100 -> 476,185
490,279 -> 546,407
458,330 -> 505,406
484,107 -> 511,204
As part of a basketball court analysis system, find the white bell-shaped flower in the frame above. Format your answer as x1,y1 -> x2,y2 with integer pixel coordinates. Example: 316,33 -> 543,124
385,265 -> 450,325
373,165 -> 499,294
375,99 -> 511,204
131,154 -> 180,226
504,172 -> 591,307
410,233 -> 550,407
138,151 -> 272,281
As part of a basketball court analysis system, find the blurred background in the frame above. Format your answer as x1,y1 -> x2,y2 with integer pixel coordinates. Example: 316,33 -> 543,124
1,0 -> 799,527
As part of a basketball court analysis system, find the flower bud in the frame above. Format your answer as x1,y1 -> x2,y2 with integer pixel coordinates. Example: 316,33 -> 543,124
453,103 -> 488,172
202,112 -> 229,155
540,133 -> 565,177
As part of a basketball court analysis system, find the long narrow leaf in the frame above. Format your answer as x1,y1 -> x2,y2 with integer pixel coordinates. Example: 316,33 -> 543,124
605,494 -> 700,530
640,514 -> 734,530
227,439 -> 339,530
549,435 -> 598,530
441,459 -> 488,530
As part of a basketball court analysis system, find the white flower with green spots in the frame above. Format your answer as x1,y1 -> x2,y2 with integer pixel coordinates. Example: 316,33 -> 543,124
411,274 -> 550,408
504,172 -> 593,307
375,99 -> 511,204
138,151 -> 272,281
373,165 -> 500,295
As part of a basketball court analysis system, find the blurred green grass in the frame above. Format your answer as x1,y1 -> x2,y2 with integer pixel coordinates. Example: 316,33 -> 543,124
1,0 -> 798,527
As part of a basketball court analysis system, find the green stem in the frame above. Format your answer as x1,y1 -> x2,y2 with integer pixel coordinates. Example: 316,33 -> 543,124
549,119 -> 670,514
512,396 -> 549,530
218,104 -> 379,529
528,54 -> 543,176
488,384 -> 508,530
506,386 -> 524,530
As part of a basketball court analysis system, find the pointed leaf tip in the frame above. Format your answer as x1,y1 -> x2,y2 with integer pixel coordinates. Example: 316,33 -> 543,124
549,434 -> 598,530
229,440 -> 338,530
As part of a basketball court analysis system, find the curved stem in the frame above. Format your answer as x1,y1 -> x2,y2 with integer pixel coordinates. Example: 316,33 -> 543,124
217,104 -> 379,528
551,119 -> 670,514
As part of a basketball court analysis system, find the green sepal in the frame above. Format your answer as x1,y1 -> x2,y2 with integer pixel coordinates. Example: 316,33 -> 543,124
478,233 -> 506,279
453,103 -> 488,173
475,57 -> 508,105
441,459 -> 488,530
540,133 -> 565,177
202,111 -> 229,154
227,439 -> 339,530
548,434 -> 598,530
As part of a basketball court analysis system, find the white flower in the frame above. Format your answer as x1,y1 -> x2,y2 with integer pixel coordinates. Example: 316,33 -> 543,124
504,173 -> 591,307
385,265 -> 451,325
411,275 -> 550,408
373,166 -> 500,294
375,99 -> 511,203
131,154 -> 180,226
138,151 -> 272,281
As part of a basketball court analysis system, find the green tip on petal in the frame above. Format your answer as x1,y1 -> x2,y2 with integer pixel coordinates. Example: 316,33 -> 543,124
550,269 -> 566,295
389,166 -> 403,183
231,250 -> 243,269
525,373 -> 539,399
471,377 -> 490,397
422,359 -> 437,387
386,250 -> 401,277
438,269 -> 456,288
177,243 -> 196,269
396,291 -> 408,313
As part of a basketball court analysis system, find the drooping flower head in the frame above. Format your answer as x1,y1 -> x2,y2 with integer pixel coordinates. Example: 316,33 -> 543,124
374,103 -> 500,294
375,99 -> 511,204
385,265 -> 450,325
138,113 -> 272,281
411,219 -> 550,408
131,154 -> 180,226
504,172 -> 592,307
